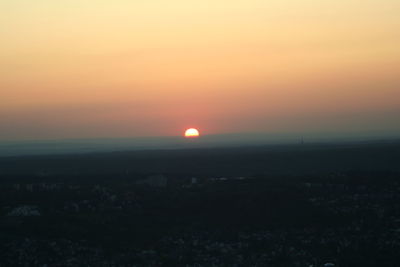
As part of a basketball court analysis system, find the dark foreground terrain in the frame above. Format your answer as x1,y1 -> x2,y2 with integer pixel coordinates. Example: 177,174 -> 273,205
1,141 -> 400,266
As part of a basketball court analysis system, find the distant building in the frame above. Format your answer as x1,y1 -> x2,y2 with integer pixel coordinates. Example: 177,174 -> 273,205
147,174 -> 167,187
7,206 -> 41,217
136,174 -> 168,187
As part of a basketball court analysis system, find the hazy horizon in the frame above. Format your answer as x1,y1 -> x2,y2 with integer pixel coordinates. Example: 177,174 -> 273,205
1,130 -> 399,157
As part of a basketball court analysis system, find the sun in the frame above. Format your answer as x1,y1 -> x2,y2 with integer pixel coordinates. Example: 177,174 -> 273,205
184,128 -> 200,138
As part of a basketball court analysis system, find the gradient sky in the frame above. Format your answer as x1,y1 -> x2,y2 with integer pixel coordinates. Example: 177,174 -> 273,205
1,0 -> 400,140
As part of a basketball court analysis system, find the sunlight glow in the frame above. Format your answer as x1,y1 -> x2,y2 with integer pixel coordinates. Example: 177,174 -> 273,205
185,128 -> 200,138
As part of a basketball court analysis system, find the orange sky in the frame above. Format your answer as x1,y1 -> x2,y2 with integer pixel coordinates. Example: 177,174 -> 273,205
1,0 -> 400,140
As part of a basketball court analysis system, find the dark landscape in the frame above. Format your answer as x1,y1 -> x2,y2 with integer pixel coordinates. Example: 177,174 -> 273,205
1,141 -> 400,266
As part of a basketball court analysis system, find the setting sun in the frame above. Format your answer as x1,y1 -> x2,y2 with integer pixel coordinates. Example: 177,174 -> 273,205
185,128 -> 200,138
